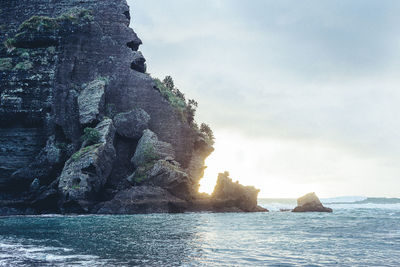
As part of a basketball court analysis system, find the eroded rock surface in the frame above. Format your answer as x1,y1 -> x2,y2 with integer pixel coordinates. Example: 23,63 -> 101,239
58,119 -> 116,212
96,186 -> 187,214
292,192 -> 333,212
78,78 -> 106,125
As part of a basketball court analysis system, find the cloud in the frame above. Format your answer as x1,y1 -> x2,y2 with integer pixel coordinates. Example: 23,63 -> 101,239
128,0 -> 400,196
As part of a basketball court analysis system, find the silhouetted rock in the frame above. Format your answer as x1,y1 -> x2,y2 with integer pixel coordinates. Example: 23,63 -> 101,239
210,172 -> 268,212
186,132 -> 214,194
292,192 -> 332,212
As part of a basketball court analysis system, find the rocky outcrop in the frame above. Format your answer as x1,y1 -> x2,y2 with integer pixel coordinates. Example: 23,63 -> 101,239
292,192 -> 333,212
114,108 -> 150,139
209,172 -> 267,212
131,129 -> 175,168
95,186 -> 187,214
130,51 -> 146,73
58,119 -> 116,212
146,159 -> 192,200
78,78 -> 106,125
127,130 -> 192,201
186,132 -> 214,194
0,0 -> 266,215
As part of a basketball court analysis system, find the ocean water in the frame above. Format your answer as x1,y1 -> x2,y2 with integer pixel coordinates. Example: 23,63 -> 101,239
0,198 -> 399,266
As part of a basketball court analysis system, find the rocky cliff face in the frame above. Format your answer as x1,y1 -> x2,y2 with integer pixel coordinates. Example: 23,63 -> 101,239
0,0 -> 263,214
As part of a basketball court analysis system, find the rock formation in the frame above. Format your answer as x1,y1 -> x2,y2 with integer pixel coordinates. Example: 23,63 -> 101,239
292,192 -> 333,212
189,172 -> 268,212
0,0 -> 266,215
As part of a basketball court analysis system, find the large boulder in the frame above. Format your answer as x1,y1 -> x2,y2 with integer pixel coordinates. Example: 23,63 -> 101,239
95,186 -> 187,214
292,192 -> 333,212
78,78 -> 106,125
58,118 -> 116,212
145,159 -> 192,200
114,108 -> 150,139
131,129 -> 175,168
211,172 -> 267,212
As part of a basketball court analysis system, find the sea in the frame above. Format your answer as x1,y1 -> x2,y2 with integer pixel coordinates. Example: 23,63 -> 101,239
0,197 -> 399,266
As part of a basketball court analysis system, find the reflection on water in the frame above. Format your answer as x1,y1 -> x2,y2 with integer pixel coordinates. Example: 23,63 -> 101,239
0,205 -> 400,266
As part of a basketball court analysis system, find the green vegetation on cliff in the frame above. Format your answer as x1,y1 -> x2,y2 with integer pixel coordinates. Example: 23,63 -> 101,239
200,123 -> 215,144
153,75 -> 215,145
81,127 -> 101,145
19,16 -> 59,32
18,8 -> 93,32
154,77 -> 186,112
4,8 -> 94,50
71,143 -> 101,162
14,60 -> 33,71
153,75 -> 200,127
0,58 -> 13,70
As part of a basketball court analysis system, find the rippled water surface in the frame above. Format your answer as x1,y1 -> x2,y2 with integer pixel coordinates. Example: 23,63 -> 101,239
0,199 -> 399,266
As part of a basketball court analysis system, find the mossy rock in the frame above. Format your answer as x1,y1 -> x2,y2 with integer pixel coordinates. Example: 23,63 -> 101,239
0,58 -> 13,71
71,144 -> 102,162
18,9 -> 93,33
8,8 -> 94,49
19,16 -> 60,32
131,130 -> 175,168
13,60 -> 33,71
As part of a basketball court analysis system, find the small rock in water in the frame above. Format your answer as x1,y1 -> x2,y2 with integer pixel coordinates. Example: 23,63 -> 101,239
279,208 -> 292,212
292,192 -> 332,212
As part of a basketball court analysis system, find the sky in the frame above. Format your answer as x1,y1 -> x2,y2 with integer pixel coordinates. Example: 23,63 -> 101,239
128,0 -> 400,198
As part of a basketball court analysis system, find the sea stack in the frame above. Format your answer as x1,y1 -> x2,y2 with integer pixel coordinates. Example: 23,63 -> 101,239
210,172 -> 268,212
292,192 -> 332,212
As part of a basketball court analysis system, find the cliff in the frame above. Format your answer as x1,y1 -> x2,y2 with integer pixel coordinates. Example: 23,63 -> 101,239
0,0 -> 264,214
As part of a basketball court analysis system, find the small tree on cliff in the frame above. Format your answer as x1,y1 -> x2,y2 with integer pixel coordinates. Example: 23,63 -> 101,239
186,99 -> 198,126
176,88 -> 185,101
163,75 -> 174,91
200,123 -> 215,141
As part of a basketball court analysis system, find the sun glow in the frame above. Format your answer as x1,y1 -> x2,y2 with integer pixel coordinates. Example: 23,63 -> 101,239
199,130 -> 391,198
199,130 -> 323,198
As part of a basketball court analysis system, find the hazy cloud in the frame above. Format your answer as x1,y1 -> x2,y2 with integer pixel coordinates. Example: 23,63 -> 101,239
128,0 -> 400,197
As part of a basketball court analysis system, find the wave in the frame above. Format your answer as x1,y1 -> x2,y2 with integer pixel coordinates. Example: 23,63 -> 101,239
325,197 -> 400,210
323,197 -> 400,205
321,196 -> 367,204
0,238 -> 110,267
353,197 -> 400,204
